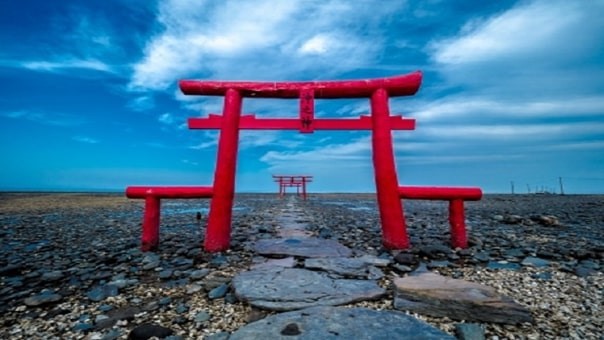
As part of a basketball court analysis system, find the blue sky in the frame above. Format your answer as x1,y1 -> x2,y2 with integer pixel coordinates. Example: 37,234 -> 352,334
1,0 -> 603,193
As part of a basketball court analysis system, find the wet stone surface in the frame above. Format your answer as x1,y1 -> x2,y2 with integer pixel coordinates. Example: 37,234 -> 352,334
232,267 -> 385,311
230,306 -> 454,340
254,237 -> 353,258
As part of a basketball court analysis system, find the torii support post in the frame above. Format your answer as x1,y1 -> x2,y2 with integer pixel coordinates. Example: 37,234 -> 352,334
398,186 -> 482,248
126,186 -> 213,251
204,89 -> 242,252
371,88 -> 409,248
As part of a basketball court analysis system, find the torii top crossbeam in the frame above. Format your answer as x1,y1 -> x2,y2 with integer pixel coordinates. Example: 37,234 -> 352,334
180,72 -> 421,98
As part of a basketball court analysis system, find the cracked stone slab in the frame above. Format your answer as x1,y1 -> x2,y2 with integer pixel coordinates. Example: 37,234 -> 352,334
232,267 -> 385,311
394,271 -> 532,324
254,238 -> 352,258
304,257 -> 384,279
230,306 -> 454,339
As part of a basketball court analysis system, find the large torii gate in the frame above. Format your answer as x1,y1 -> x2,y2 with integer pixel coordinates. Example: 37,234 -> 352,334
127,71 -> 482,252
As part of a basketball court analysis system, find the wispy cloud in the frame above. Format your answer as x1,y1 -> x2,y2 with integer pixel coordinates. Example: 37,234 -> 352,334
1,110 -> 85,127
21,58 -> 115,73
72,136 -> 99,144
130,0 -> 404,91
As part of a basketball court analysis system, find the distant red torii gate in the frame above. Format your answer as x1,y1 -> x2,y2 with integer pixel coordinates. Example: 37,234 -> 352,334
273,175 -> 313,200
127,71 -> 482,252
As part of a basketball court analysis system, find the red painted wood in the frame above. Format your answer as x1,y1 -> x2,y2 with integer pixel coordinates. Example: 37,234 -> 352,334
449,199 -> 468,248
273,175 -> 313,200
371,88 -> 409,249
188,114 -> 415,131
141,196 -> 160,251
180,71 -> 422,98
398,186 -> 482,200
126,186 -> 213,198
299,88 -> 314,133
398,186 -> 482,249
205,89 -> 242,252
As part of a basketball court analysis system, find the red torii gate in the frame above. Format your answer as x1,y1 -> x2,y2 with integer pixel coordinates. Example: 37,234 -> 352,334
127,71 -> 482,252
273,175 -> 313,200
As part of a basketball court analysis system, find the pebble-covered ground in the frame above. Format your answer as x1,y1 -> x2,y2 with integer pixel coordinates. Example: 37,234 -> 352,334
0,193 -> 602,339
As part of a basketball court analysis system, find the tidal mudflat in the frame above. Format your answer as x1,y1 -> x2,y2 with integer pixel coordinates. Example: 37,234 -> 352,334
0,193 -> 601,339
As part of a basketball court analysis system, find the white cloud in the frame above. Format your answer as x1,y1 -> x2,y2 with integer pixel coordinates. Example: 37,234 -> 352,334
72,136 -> 99,144
298,34 -> 330,55
1,110 -> 85,127
127,96 -> 155,112
431,1 -> 603,66
130,0 -> 403,92
408,96 -> 604,122
158,113 -> 174,124
21,59 -> 114,73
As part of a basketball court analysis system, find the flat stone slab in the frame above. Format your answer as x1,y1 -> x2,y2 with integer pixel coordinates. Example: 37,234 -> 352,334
233,267 -> 385,311
394,271 -> 532,324
304,257 -> 384,279
254,238 -> 352,258
230,306 -> 454,339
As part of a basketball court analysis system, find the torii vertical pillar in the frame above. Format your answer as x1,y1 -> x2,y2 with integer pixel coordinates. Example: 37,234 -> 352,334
205,89 -> 242,252
371,88 -> 410,248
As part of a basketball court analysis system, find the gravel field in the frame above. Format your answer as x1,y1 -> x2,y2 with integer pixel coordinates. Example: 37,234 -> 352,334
0,193 -> 602,339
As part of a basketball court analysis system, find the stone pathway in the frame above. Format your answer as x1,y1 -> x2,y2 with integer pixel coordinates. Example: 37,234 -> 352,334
231,197 -> 452,337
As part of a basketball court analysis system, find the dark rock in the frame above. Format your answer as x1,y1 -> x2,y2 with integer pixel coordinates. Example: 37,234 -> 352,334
194,311 -> 211,323
304,257 -> 384,279
392,264 -> 413,273
521,257 -> 550,267
128,323 -> 174,340
254,237 -> 352,258
175,303 -> 189,314
204,332 -> 230,340
574,266 -> 596,277
87,284 -> 119,302
531,272 -> 553,280
394,271 -> 532,324
189,269 -> 210,280
232,267 -> 385,311
455,323 -> 485,340
208,283 -> 228,299
529,215 -> 560,226
229,306 -> 453,339
158,297 -> 172,306
393,253 -> 418,266
503,248 -> 525,258
427,260 -> 450,269
73,322 -> 93,332
419,244 -> 451,259
280,322 -> 301,335
0,264 -> 24,276
473,252 -> 490,262
41,270 -> 64,282
486,261 -> 521,271
158,269 -> 173,280
502,215 -> 523,224
24,293 -> 62,307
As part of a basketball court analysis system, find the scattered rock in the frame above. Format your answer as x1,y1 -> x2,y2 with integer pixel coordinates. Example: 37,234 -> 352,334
394,253 -> 418,266
23,293 -> 62,307
230,306 -> 454,339
521,257 -> 550,267
487,261 -> 521,271
455,323 -> 485,340
394,271 -> 532,324
127,323 -> 174,340
208,283 -> 229,299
